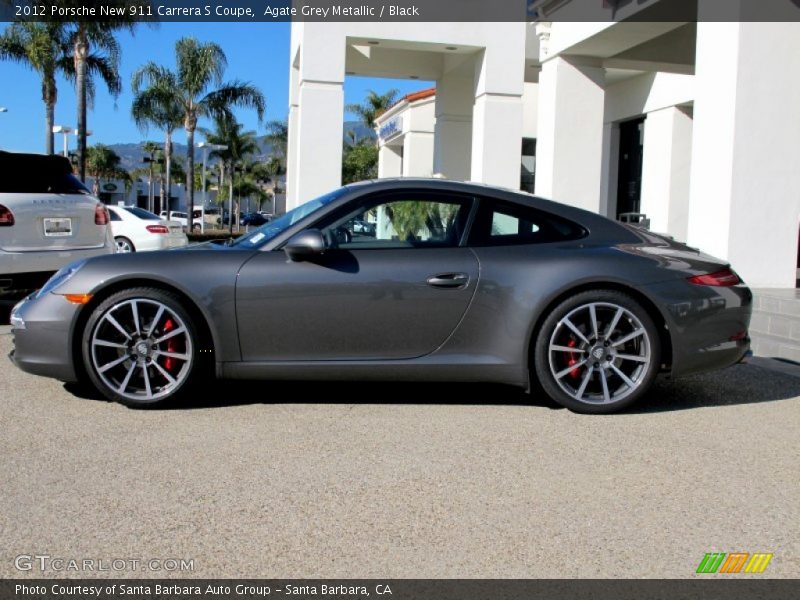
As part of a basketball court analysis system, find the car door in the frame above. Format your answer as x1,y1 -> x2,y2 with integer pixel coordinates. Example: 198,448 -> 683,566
236,191 -> 479,361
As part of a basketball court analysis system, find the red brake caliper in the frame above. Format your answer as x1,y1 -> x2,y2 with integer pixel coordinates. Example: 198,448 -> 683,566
566,338 -> 581,379
162,318 -> 176,373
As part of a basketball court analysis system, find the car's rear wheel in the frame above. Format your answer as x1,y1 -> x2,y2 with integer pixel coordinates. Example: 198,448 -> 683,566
115,236 -> 135,253
534,290 -> 660,414
82,288 -> 200,407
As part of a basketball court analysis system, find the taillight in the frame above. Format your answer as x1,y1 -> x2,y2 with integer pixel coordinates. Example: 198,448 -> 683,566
0,204 -> 14,226
94,203 -> 109,225
688,268 -> 742,287
146,224 -> 169,234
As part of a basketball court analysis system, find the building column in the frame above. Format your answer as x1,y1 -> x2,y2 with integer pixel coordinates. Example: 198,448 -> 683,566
433,72 -> 473,181
640,105 -> 693,241
535,56 -> 606,212
687,22 -> 800,287
378,144 -> 402,178
287,80 -> 344,210
402,132 -> 434,177
285,23 -> 346,210
469,40 -> 525,188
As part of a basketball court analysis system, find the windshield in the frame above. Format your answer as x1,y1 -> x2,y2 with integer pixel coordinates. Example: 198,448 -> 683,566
231,187 -> 347,248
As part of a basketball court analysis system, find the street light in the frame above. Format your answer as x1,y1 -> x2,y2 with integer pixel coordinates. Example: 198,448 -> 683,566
197,142 -> 227,234
52,125 -> 73,156
142,155 -> 165,214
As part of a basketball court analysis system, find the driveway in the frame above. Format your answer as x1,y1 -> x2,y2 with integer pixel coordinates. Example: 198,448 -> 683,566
1,326 -> 798,578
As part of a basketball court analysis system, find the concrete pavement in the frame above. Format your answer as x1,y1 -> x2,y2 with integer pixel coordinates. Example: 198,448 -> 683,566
1,326 -> 798,578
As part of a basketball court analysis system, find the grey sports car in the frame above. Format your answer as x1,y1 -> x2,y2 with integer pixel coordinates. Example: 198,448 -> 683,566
9,179 -> 752,413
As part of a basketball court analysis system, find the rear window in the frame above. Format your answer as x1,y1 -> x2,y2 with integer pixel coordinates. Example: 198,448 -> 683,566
0,172 -> 90,195
124,207 -> 161,220
469,199 -> 587,246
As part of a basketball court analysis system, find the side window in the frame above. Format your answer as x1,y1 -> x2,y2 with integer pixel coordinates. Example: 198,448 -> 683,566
109,210 -> 122,222
471,200 -> 586,246
320,194 -> 472,249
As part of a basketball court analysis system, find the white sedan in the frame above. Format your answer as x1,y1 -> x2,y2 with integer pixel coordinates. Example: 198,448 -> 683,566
107,206 -> 188,253
159,210 -> 202,231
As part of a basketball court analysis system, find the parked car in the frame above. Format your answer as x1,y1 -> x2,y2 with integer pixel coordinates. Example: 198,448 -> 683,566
0,151 -> 115,298
159,211 -> 202,231
352,218 -> 376,235
241,212 -> 269,227
10,179 -> 751,413
107,206 -> 187,253
217,211 -> 243,226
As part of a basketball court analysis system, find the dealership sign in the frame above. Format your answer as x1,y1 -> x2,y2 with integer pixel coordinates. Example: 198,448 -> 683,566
378,116 -> 403,141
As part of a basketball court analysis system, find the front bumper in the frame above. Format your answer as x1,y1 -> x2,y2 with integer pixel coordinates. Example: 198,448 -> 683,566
8,292 -> 82,382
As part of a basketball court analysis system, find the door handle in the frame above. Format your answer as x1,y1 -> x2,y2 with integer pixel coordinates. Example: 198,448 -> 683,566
426,272 -> 469,288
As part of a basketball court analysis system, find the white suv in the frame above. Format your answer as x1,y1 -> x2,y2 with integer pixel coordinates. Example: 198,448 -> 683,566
0,151 -> 115,297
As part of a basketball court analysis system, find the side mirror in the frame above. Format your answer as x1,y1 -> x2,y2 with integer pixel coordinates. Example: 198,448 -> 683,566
284,229 -> 326,262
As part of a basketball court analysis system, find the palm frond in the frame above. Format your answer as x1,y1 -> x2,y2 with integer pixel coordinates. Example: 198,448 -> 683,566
200,81 -> 266,123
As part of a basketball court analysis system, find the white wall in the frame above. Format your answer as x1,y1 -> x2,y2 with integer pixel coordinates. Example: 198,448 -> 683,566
688,22 -> 800,288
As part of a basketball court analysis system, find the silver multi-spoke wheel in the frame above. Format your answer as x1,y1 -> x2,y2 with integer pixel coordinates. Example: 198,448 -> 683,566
534,290 -> 661,413
89,298 -> 194,403
547,302 -> 651,405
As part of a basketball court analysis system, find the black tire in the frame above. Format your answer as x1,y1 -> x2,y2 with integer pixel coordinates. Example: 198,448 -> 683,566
115,236 -> 135,253
533,290 -> 661,414
81,287 -> 204,408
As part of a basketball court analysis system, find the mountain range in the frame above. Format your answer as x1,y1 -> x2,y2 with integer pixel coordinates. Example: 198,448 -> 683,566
109,121 -> 375,172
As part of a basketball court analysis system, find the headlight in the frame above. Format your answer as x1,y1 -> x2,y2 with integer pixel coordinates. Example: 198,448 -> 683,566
35,260 -> 86,298
9,299 -> 26,330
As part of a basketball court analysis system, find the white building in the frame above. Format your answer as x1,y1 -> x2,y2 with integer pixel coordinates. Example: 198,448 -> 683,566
287,11 -> 800,288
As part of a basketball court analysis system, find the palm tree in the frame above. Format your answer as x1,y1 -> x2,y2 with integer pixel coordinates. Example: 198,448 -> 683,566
0,22 -> 72,154
66,19 -> 129,181
263,119 -> 288,162
85,144 -> 128,196
200,114 -> 259,232
346,89 -> 399,130
131,70 -> 183,214
131,37 -> 265,232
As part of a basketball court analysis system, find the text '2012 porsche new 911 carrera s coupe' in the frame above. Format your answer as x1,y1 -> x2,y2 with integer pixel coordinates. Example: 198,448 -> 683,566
9,179 -> 752,413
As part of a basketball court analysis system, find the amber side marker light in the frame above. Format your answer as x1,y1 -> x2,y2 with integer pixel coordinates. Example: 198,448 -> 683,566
63,294 -> 93,305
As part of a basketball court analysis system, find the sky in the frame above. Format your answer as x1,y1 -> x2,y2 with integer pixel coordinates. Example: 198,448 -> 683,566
0,22 -> 432,154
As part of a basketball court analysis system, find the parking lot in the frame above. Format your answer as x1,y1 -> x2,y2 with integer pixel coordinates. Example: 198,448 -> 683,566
1,324 -> 799,578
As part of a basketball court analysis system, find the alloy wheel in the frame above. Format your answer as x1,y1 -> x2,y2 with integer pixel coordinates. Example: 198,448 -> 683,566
547,302 -> 651,405
115,238 -> 133,253
90,299 -> 193,403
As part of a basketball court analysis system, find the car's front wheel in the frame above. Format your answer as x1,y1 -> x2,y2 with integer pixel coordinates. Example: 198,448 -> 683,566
82,288 -> 201,407
534,290 -> 661,414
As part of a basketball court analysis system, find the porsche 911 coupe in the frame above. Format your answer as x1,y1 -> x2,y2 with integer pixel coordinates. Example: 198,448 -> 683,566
9,179 -> 752,413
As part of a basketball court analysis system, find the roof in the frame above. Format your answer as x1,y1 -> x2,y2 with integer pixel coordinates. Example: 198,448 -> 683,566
0,151 -> 73,175
399,87 -> 436,105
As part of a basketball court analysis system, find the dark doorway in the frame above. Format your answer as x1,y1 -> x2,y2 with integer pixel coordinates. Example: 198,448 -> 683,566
520,138 -> 536,194
616,117 -> 645,218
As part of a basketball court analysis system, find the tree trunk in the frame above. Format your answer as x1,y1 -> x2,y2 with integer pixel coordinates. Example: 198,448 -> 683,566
164,130 -> 172,215
186,126 -> 195,232
74,29 -> 89,181
45,99 -> 55,156
228,163 -> 234,235
43,76 -> 56,155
